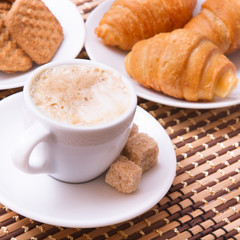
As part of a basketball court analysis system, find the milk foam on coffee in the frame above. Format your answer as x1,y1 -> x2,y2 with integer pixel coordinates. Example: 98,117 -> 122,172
30,65 -> 132,126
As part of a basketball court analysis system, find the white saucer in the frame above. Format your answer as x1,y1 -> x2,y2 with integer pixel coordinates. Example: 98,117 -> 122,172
0,0 -> 85,90
85,0 -> 240,109
0,92 -> 176,228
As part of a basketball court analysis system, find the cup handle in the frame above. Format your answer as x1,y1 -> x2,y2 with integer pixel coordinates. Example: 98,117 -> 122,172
11,122 -> 51,174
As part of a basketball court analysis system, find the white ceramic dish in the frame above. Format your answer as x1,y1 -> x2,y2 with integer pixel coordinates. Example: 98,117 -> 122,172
0,0 -> 85,90
0,92 -> 176,228
85,0 -> 240,109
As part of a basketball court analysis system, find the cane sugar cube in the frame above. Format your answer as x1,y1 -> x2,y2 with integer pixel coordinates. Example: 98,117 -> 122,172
129,123 -> 139,137
105,155 -> 142,193
122,133 -> 159,172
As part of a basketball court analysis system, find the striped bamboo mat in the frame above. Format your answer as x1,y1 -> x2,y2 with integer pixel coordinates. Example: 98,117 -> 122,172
1,0 -> 240,239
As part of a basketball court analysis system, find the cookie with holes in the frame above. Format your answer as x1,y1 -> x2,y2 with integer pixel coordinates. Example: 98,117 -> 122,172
0,12 -> 32,73
6,0 -> 63,64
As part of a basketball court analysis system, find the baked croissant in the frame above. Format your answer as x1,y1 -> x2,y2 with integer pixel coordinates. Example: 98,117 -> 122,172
184,0 -> 240,54
125,29 -> 238,102
95,0 -> 197,51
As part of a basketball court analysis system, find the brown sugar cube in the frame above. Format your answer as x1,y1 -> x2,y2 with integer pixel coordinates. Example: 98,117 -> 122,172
129,123 -> 139,137
6,0 -> 63,64
122,133 -> 159,172
0,12 -> 32,73
105,155 -> 142,194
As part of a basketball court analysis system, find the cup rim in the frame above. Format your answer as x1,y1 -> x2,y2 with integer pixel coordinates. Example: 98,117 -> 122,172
23,59 -> 137,131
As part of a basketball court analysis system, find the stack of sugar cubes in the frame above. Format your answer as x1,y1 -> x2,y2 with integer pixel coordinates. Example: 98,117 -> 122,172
105,124 -> 159,193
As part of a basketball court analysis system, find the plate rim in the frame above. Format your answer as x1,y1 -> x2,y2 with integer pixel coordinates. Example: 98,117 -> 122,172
0,92 -> 176,228
85,0 -> 240,109
0,0 -> 85,90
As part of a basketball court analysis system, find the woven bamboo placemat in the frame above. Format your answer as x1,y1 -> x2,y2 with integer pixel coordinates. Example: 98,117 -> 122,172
1,0 -> 240,239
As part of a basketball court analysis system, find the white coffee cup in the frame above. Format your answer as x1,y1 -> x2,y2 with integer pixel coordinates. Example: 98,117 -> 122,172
11,59 -> 137,183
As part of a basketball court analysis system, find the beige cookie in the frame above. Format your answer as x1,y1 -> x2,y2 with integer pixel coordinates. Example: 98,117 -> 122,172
6,0 -> 63,65
0,12 -> 32,73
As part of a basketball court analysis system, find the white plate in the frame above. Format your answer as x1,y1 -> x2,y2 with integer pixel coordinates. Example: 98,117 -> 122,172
85,0 -> 240,109
0,0 -> 85,90
0,92 -> 176,228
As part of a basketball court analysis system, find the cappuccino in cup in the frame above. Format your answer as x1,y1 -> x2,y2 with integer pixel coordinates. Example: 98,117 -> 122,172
12,60 -> 137,183
30,64 -> 131,127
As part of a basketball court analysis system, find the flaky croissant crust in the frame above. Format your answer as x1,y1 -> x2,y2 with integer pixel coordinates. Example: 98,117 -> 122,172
185,0 -> 240,54
95,0 -> 196,51
125,29 -> 238,102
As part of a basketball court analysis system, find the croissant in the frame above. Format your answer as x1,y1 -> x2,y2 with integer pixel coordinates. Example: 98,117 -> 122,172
95,0 -> 197,51
125,29 -> 238,102
184,0 -> 240,54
